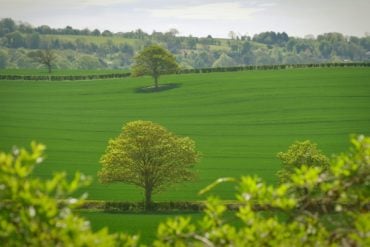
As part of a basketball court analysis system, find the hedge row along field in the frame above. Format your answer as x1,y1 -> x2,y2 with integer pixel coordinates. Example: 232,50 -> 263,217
0,72 -> 131,81
0,67 -> 369,203
0,62 -> 369,80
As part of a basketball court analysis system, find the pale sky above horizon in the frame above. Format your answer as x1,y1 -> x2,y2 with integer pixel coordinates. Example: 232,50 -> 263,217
0,0 -> 369,38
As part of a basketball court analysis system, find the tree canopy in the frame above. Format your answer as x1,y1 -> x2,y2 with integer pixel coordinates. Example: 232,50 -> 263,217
98,120 -> 199,209
131,45 -> 179,89
28,48 -> 56,73
276,140 -> 330,183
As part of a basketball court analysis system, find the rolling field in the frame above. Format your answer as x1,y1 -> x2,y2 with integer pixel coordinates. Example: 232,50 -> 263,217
0,68 -> 369,202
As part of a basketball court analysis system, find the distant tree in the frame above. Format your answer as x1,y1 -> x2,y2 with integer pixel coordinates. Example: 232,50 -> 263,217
29,48 -> 57,73
25,32 -> 40,49
92,29 -> 101,36
36,25 -> 52,34
0,18 -> 16,36
5,31 -> 25,48
212,53 -> 237,68
102,30 -> 113,37
81,28 -> 91,35
277,140 -> 329,183
98,120 -> 200,210
76,54 -> 102,69
0,49 -> 8,68
132,45 -> 179,89
64,25 -> 75,35
168,28 -> 179,36
18,21 -> 33,34
241,41 -> 255,64
228,31 -> 237,40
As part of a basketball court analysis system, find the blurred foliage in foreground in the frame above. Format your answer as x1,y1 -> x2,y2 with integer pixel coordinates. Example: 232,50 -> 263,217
1,136 -> 369,246
0,142 -> 138,246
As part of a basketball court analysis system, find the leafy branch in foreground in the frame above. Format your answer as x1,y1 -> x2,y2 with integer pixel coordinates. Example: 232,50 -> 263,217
0,142 -> 138,246
154,135 -> 370,246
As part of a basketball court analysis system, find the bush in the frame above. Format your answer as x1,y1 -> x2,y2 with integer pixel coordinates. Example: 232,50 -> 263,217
154,135 -> 370,246
0,142 -> 138,246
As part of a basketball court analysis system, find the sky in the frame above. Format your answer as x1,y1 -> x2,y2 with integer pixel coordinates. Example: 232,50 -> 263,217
0,0 -> 369,38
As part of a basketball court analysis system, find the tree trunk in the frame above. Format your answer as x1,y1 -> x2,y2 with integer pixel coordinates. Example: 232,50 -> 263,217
144,187 -> 152,211
154,76 -> 159,89
47,64 -> 51,74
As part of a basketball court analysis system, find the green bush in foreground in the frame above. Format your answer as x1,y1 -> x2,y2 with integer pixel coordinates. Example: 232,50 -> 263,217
1,136 -> 369,246
0,142 -> 138,246
155,135 -> 369,246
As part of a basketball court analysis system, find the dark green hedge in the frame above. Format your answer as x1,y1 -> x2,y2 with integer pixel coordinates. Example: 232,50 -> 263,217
1,63 -> 369,81
79,200 -> 241,212
178,62 -> 370,74
0,72 -> 131,81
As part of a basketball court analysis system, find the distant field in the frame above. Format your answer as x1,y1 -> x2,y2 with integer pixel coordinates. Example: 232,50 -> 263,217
0,69 -> 128,76
0,68 -> 369,202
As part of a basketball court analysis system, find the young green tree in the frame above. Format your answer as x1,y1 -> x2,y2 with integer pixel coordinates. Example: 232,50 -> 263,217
98,120 -> 200,210
0,142 -> 138,246
276,140 -> 329,183
131,45 -> 179,89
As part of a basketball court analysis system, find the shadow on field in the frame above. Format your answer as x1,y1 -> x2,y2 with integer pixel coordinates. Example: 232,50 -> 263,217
134,83 -> 182,93
84,210 -> 202,216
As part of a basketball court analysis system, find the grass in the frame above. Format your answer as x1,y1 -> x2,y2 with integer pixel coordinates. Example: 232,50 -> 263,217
0,68 -> 369,203
79,211 -> 204,244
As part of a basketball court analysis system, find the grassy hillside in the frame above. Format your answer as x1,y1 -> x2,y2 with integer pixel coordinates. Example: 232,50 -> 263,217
0,68 -> 369,202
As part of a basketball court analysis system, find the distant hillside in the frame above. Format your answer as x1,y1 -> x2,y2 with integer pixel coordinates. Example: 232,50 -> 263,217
0,18 -> 369,70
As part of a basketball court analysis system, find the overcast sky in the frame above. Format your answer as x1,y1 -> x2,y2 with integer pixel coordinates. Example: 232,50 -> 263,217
1,0 -> 369,38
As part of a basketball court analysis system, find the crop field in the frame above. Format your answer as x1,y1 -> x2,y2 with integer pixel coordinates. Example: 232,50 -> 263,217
0,68 -> 370,203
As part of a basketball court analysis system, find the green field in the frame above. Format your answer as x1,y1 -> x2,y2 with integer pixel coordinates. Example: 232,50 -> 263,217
80,211 -> 204,244
0,68 -> 369,203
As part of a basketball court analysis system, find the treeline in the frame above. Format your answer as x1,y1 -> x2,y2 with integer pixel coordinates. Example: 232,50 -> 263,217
0,18 -> 369,70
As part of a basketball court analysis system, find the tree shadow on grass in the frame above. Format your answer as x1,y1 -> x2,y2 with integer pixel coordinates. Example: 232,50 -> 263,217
134,83 -> 182,94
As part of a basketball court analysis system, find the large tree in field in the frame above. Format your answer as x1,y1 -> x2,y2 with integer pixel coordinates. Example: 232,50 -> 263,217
132,45 -> 179,89
98,120 -> 199,210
